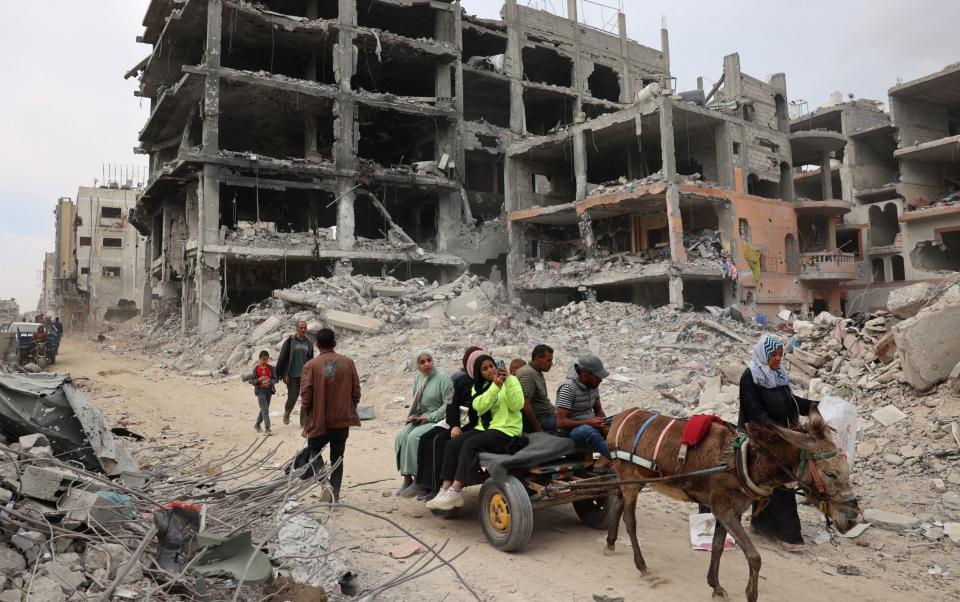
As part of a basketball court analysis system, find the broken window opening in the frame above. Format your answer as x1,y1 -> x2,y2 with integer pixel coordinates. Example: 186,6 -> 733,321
465,151 -> 503,195
523,89 -> 574,135
356,106 -> 439,168
356,0 -> 437,41
867,203 -> 900,247
594,282 -> 669,307
798,214 -> 829,253
221,32 -> 336,84
588,63 -> 621,103
522,46 -> 573,88
812,298 -> 829,315
79,237 -> 92,247
102,266 -> 122,278
836,228 -> 860,258
738,219 -> 751,243
222,258 -> 316,315
871,257 -> 885,282
742,103 -> 755,123
463,27 -> 507,63
354,188 -> 439,248
891,254 -> 906,281
102,237 -> 123,248
682,279 -> 725,310
101,206 -> 122,219
353,39 -> 438,97
218,81 -> 335,161
80,267 -> 90,275
732,142 -> 741,156
673,116 -> 719,182
774,94 -> 788,133
463,70 -> 510,128
219,184 -> 337,240
910,233 -> 960,272
747,174 -> 779,199
779,161 -> 793,202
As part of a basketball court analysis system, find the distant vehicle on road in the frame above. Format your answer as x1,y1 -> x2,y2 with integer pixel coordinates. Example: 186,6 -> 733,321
3,322 -> 60,367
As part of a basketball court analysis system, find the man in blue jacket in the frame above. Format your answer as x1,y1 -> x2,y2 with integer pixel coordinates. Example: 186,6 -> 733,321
275,320 -> 314,426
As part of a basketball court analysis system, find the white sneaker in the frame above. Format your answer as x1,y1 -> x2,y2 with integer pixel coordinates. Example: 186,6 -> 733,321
425,488 -> 450,510
431,488 -> 464,511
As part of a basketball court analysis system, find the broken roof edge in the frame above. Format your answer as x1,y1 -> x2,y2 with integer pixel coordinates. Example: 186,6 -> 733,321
888,61 -> 960,96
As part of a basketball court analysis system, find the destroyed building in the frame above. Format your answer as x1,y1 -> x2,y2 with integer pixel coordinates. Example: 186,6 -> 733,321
790,62 -> 960,314
128,1 -> 958,331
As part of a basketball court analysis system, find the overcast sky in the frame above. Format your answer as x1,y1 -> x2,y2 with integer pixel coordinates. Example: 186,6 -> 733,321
1,0 -> 957,312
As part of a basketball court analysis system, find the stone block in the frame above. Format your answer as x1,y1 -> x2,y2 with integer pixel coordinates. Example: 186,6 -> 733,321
863,508 -> 920,532
875,331 -> 897,364
20,466 -> 80,502
26,575 -> 65,602
0,590 -> 19,602
948,361 -> 960,395
444,288 -> 493,320
894,296 -> 960,391
42,559 -> 87,592
251,315 -> 281,342
943,491 -> 960,512
871,405 -> 907,427
886,282 -> 935,319
323,309 -> 382,334
0,545 -> 25,576
11,531 -> 43,559
17,433 -> 50,449
84,543 -> 131,579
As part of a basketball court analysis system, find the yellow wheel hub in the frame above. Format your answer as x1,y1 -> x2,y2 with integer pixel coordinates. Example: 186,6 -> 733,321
488,492 -> 511,533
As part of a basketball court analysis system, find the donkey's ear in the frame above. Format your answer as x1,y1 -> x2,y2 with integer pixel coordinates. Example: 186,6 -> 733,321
772,424 -> 819,451
807,405 -> 828,440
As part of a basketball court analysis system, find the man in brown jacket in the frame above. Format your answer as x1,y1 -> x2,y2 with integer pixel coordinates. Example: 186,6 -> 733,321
299,328 -> 361,499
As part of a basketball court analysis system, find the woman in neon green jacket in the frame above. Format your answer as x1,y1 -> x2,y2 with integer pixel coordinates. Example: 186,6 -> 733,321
426,350 -> 526,511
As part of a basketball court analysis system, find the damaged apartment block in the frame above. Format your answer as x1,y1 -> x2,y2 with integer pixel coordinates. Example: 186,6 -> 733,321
128,0 -> 513,333
507,48 -> 812,316
126,0 -> 959,330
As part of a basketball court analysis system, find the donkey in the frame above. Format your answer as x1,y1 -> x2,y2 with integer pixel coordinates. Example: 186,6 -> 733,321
604,407 -> 861,601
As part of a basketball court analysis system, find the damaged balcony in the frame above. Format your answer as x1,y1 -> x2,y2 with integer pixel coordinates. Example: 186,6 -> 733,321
134,0 -> 208,98
798,252 -> 858,281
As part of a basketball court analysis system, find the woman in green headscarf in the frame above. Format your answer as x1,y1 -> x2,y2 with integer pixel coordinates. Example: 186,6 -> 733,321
394,350 -> 453,498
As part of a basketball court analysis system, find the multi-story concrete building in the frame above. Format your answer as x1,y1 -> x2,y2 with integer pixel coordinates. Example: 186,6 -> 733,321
74,186 -> 148,325
790,62 -> 960,314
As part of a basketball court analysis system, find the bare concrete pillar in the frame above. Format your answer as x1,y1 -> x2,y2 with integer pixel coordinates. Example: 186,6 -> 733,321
505,0 -> 525,134
573,129 -> 588,200
141,239 -> 152,318
436,194 -> 458,252
665,186 -> 687,263
201,0 -> 222,155
578,212 -> 595,256
197,164 -> 222,334
820,151 -> 833,200
668,275 -> 684,307
334,0 -> 357,250
826,217 -> 837,252
660,26 -> 671,91
714,123 -> 734,189
504,156 -> 525,303
659,97 -> 677,182
617,13 -> 633,102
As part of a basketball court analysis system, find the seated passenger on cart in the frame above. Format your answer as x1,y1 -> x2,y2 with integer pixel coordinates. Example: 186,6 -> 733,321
426,351 -> 527,511
556,354 -> 612,469
32,326 -> 48,345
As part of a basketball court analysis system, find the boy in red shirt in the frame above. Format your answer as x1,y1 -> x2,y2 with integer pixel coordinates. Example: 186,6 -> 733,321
252,350 -> 277,435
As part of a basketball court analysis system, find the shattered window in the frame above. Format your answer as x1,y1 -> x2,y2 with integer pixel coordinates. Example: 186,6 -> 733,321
102,266 -> 121,278
102,237 -> 123,248
101,206 -> 122,219
79,237 -> 92,246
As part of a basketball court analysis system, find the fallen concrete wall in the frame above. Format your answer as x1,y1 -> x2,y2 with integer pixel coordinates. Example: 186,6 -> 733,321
894,292 -> 960,391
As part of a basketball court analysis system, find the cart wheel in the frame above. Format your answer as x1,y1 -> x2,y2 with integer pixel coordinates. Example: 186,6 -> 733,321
430,507 -> 460,519
478,476 -> 533,552
573,493 -> 615,529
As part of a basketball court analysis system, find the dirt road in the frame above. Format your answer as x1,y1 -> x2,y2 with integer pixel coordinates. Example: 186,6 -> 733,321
55,337 -> 952,601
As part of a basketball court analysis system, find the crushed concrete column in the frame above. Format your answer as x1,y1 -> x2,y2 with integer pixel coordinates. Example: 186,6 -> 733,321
659,97 -> 677,182
436,193 -> 458,253
665,186 -> 688,263
504,157 -> 525,303
668,275 -> 684,307
660,26 -> 671,90
821,150 -> 832,200
578,212 -> 596,256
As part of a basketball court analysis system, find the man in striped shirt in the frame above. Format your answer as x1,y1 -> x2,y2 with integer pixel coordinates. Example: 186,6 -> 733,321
556,354 -> 611,468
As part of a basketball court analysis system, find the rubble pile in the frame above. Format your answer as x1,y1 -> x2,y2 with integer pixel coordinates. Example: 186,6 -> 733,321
115,273 -> 503,377
907,187 -> 960,211
223,222 -> 333,247
0,373 -> 345,601
587,171 -> 719,198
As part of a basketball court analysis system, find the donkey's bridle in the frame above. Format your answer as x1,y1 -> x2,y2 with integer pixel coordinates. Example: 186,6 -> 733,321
745,436 -> 852,505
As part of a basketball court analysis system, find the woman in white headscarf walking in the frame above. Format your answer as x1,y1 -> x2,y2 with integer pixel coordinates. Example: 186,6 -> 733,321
394,350 -> 453,498
739,334 -> 817,552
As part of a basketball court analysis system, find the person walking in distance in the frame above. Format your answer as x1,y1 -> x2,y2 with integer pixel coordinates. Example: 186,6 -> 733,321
300,328 -> 361,501
251,350 -> 277,435
276,320 -> 314,425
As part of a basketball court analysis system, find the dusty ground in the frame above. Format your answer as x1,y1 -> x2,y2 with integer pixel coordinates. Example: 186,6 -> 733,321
55,336 -> 957,601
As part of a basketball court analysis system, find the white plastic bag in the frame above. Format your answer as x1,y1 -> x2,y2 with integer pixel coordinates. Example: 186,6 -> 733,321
689,513 -> 736,551
817,394 -> 857,461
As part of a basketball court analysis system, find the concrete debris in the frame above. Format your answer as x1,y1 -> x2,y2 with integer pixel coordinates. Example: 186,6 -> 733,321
862,509 -> 920,533
274,502 -> 349,591
871,405 -> 907,427
894,291 -> 960,391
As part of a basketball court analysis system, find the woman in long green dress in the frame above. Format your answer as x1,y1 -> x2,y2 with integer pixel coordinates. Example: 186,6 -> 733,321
394,350 -> 453,498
